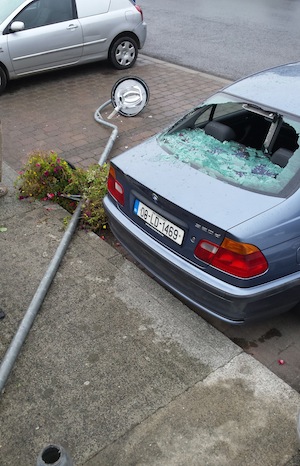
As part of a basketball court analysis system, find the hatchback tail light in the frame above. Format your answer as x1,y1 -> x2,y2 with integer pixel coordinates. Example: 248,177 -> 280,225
107,166 -> 124,205
134,5 -> 143,20
194,237 -> 268,278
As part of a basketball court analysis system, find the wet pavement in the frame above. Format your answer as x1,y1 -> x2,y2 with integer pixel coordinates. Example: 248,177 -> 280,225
203,307 -> 300,393
0,55 -> 300,396
2,157 -> 300,465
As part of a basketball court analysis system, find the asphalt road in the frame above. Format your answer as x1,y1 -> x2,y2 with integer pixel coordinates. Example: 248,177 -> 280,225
140,0 -> 300,79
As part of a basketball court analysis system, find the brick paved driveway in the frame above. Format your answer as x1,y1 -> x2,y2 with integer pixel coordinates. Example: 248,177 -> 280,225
0,56 -> 225,172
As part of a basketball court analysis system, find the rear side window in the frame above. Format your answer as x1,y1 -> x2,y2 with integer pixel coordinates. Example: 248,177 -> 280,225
76,0 -> 110,17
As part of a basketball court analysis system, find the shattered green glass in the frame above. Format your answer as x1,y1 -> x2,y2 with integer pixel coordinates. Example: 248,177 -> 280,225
158,128 -> 296,194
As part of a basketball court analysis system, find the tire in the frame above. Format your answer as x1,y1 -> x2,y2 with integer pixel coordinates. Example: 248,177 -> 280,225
109,36 -> 138,70
0,67 -> 7,95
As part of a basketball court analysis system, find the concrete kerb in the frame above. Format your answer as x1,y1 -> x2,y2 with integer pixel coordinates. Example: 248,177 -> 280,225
139,54 -> 232,85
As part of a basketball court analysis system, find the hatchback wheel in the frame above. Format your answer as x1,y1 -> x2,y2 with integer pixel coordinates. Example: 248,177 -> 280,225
109,37 -> 138,69
0,67 -> 7,94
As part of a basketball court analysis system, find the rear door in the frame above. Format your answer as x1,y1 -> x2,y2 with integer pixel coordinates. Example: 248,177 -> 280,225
6,0 -> 83,75
75,0 -> 118,58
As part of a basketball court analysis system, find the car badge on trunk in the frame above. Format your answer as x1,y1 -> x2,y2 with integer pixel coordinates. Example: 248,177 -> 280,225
152,193 -> 159,203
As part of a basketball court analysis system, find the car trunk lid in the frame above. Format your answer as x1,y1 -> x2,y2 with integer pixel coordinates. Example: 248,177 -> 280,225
112,136 -> 284,230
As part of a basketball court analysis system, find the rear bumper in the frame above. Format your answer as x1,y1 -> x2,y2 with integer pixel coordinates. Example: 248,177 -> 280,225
104,196 -> 300,324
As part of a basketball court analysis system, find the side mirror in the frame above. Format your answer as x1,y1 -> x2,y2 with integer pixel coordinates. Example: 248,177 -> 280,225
10,21 -> 25,32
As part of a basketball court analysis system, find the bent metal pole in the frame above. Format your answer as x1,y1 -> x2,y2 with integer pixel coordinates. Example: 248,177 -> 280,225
0,99 -> 117,395
94,100 -> 118,166
0,81 -> 147,394
0,201 -> 82,394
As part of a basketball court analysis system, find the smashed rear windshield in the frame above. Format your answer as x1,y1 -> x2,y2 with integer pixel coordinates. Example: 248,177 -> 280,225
158,94 -> 300,197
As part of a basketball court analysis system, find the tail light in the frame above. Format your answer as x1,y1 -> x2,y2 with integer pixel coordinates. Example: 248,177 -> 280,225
194,237 -> 268,278
107,166 -> 124,206
134,4 -> 143,20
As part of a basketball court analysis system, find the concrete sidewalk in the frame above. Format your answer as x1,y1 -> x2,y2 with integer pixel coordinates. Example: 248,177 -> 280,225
1,161 -> 300,466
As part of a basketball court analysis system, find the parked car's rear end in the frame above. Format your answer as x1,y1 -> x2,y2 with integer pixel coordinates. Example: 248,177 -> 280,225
104,62 -> 300,323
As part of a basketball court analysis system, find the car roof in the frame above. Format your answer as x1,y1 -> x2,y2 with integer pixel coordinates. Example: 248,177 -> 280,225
222,62 -> 300,118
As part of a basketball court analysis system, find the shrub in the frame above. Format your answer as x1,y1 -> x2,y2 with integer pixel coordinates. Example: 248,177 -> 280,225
15,151 -> 109,232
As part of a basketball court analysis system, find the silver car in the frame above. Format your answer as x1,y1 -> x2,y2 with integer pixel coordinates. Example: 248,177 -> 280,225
0,0 -> 146,93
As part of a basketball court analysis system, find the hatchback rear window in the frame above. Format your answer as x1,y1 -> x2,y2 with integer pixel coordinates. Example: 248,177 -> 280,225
76,0 -> 110,17
158,94 -> 300,197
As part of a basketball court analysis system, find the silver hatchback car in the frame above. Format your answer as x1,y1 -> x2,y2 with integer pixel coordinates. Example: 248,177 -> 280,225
0,0 -> 146,93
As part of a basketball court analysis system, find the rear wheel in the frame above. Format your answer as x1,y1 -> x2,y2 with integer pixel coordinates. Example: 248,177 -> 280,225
109,36 -> 138,70
0,67 -> 7,95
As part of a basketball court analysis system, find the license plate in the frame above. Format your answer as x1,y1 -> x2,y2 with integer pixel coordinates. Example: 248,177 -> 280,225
134,199 -> 184,245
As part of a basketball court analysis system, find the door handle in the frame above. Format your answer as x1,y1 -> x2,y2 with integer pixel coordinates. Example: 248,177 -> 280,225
67,24 -> 78,30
